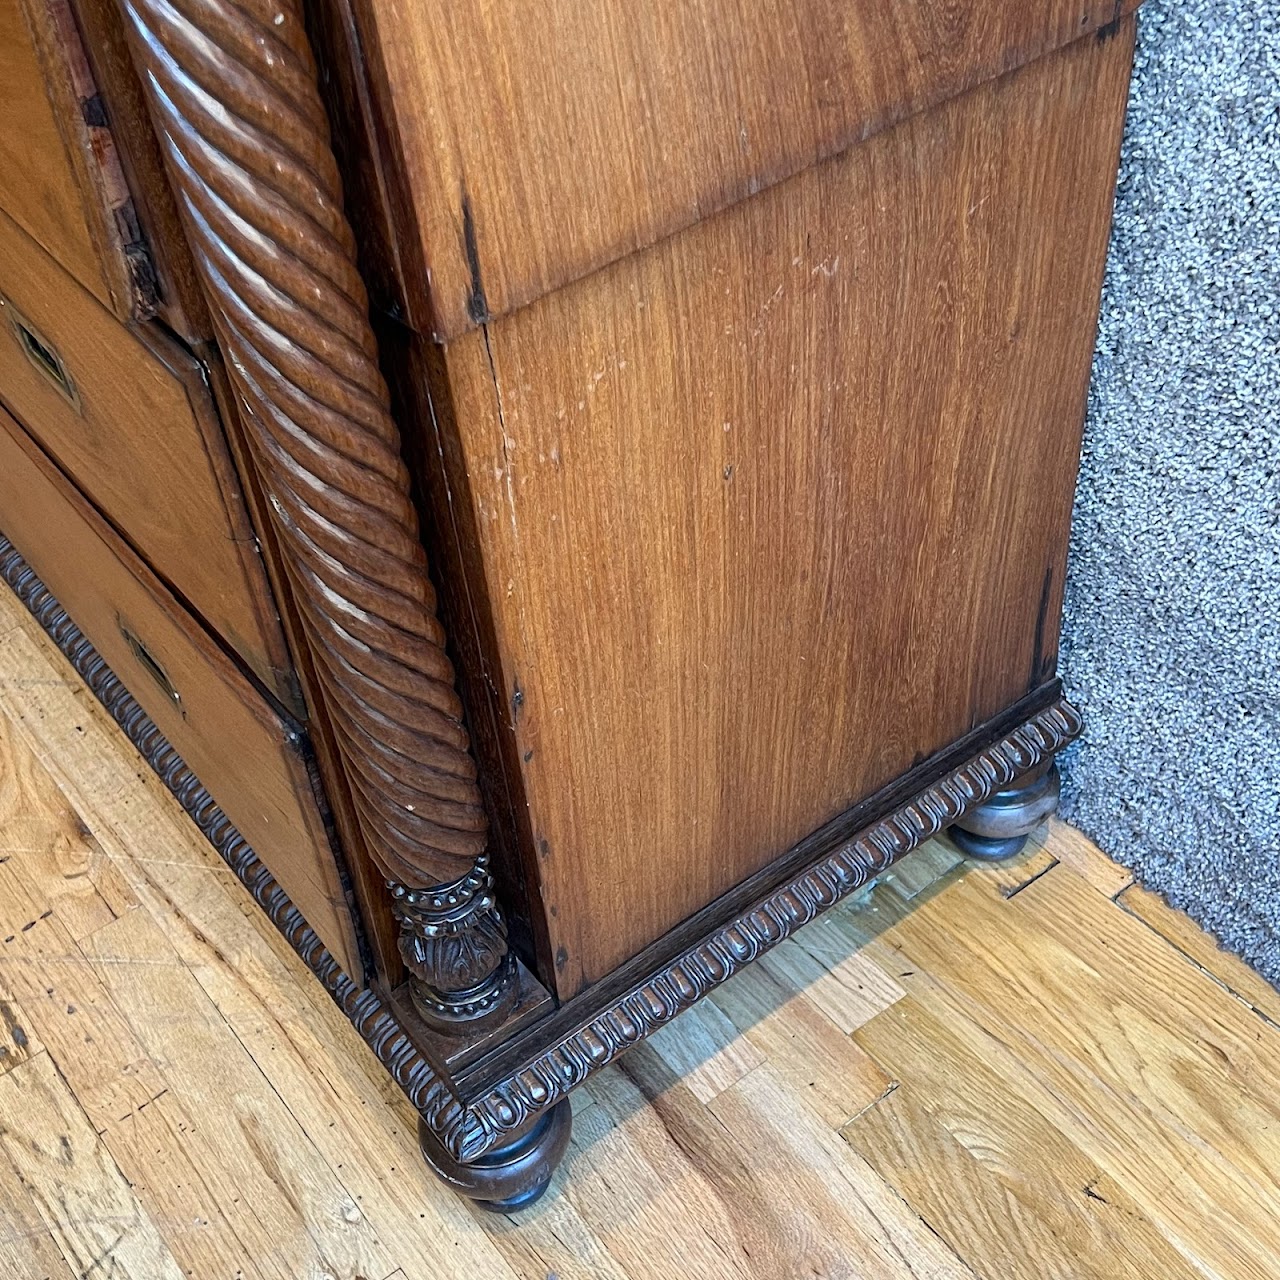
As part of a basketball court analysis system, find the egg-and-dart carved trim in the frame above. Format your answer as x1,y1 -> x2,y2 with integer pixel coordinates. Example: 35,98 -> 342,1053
2,531 -> 1081,1162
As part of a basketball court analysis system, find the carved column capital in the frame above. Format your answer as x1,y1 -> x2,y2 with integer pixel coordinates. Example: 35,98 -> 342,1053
115,0 -> 514,1028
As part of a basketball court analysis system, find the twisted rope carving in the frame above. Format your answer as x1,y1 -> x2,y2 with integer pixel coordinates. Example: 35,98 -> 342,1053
116,0 -> 488,893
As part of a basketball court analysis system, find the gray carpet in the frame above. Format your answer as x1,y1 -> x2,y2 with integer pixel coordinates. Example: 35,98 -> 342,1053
1059,1 -> 1280,982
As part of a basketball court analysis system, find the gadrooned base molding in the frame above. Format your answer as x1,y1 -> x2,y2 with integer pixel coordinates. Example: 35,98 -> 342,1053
0,530 -> 1082,1201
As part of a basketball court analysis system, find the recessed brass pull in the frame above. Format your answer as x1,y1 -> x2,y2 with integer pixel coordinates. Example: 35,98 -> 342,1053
119,622 -> 183,714
2,296 -> 81,411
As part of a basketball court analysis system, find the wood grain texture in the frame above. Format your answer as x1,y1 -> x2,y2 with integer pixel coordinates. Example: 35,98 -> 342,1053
1118,882 -> 1280,1028
0,1143 -> 77,1280
79,907 -> 398,1280
0,207 -> 296,706
0,707 -> 138,945
1031,813 -> 1136,898
437,25 -> 1134,995
0,0 -> 176,322
0,407 -> 361,977
0,0 -> 110,306
61,0 -> 214,339
2,601 -> 1277,1275
354,0 -> 1141,337
851,861 -> 1280,1278
0,519 -> 1081,1171
0,524 -> 499,1156
844,1000 -> 1209,1280
0,1053 -> 186,1280
0,739 -> 443,1278
22,0 -> 164,316
449,695 -> 1080,1131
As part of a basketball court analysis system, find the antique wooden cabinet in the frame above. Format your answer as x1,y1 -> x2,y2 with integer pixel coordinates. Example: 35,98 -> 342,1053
0,0 -> 1140,1207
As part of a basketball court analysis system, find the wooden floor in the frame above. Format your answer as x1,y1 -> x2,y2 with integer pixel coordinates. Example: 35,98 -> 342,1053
2,585 -> 1279,1279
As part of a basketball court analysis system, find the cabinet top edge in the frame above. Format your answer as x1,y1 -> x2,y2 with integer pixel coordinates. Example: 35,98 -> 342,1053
350,0 -> 1142,340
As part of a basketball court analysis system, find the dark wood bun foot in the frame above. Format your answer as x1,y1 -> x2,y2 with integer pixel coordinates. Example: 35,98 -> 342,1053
948,761 -> 1061,861
418,1101 -> 572,1212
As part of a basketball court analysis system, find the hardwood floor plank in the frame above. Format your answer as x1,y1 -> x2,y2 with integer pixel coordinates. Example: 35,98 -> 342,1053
880,841 -> 964,900
0,630 -> 519,1276
949,839 -> 1058,896
620,1047 -> 889,1280
162,880 -> 525,1280
0,1052 -> 186,1280
487,1188 -> 630,1280
1032,817 -> 1134,899
847,999 -> 1207,1279
77,907 -> 401,1280
564,1066 -> 749,1280
644,995 -> 766,1104
0,862 -> 167,1126
0,1124 -> 79,1280
757,923 -> 904,1034
100,1092 -> 266,1280
1119,883 -> 1280,1028
859,867 -> 1280,1277
0,978 -> 40,1079
706,962 -> 894,1128
0,715 -> 137,942
706,1064 -> 980,1279
0,609 -> 522,1280
1015,869 -> 1280,1188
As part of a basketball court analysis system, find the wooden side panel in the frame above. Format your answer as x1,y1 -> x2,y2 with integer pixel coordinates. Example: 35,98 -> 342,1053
438,28 -> 1134,996
0,407 -> 361,977
0,0 -> 108,306
0,207 -> 297,710
357,0 -> 1141,337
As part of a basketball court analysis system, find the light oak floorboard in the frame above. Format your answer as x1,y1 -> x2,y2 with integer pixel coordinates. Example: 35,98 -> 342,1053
1118,882 -> 1280,1029
1,581 -> 1279,1277
0,1052 -> 186,1280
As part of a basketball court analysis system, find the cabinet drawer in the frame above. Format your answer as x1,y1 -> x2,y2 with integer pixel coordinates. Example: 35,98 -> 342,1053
0,207 -> 298,709
0,406 -> 360,978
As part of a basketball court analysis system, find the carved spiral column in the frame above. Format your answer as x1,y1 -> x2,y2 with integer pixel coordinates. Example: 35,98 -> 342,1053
115,0 -> 515,1030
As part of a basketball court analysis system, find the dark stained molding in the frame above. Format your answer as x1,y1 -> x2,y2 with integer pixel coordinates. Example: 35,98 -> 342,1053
1,531 -> 1081,1163
455,696 -> 1082,1151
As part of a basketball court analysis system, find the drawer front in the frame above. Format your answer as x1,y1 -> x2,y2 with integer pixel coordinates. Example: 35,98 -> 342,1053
0,206 -> 298,709
0,406 -> 360,978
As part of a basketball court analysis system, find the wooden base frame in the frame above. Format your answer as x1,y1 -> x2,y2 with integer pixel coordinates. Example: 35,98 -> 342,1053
0,531 -> 1082,1205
